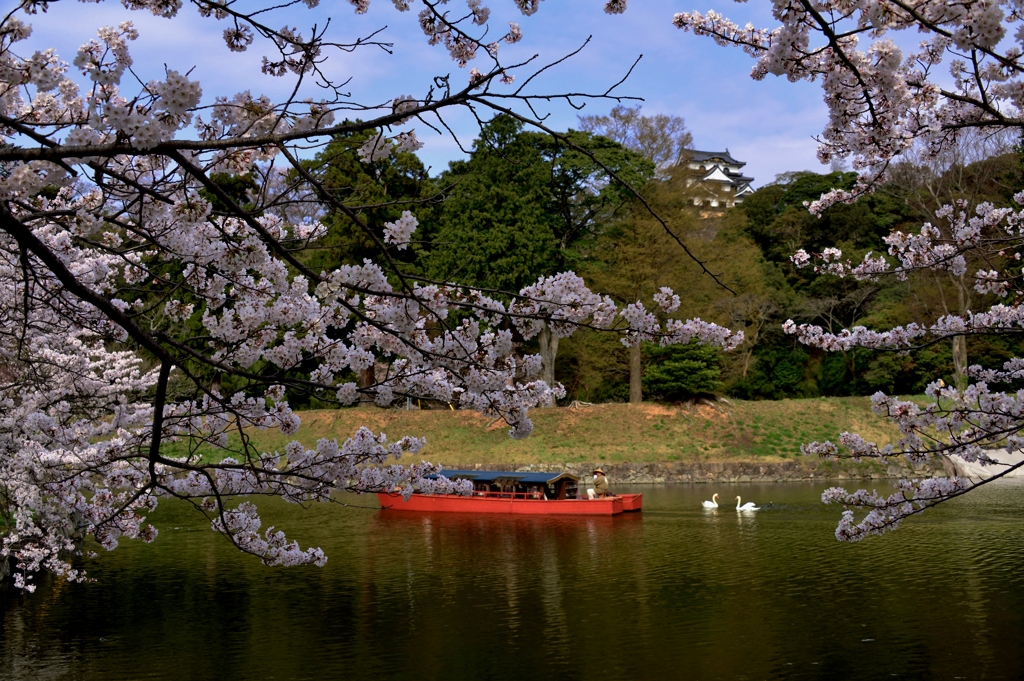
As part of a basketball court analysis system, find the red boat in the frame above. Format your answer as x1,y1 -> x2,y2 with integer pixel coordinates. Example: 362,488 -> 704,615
377,469 -> 642,516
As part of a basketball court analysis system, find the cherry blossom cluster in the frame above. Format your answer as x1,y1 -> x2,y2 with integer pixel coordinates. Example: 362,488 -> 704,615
357,130 -> 424,165
511,272 -> 619,339
383,211 -> 419,249
0,221 -> 476,580
416,0 -> 533,74
820,476 -> 971,542
789,275 -> 1024,540
665,0 -> 1024,536
672,0 -> 1024,208
0,0 -> 749,587
0,196 -> 164,590
512,276 -> 742,352
653,287 -> 681,314
805,383 -> 1020,541
784,198 -> 1024,358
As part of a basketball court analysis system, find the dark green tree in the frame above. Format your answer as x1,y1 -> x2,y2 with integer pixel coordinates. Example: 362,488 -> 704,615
199,172 -> 260,215
303,127 -> 438,278
642,341 -> 723,401
717,171 -> 913,400
428,115 -> 652,287
427,114 -> 653,390
740,171 -> 908,263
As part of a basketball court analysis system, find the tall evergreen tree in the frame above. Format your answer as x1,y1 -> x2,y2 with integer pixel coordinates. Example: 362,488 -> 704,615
305,127 -> 438,278
428,115 -> 653,393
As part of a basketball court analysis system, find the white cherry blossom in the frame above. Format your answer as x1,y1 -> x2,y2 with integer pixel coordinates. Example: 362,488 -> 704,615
0,0 -> 748,588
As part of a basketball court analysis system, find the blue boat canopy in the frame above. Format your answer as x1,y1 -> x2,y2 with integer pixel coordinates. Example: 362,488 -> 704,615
436,469 -> 579,485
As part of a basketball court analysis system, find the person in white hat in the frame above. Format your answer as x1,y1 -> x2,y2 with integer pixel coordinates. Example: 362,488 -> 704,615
592,468 -> 609,498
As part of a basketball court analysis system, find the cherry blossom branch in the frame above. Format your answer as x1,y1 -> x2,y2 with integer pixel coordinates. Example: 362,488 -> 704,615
0,0 -> 751,589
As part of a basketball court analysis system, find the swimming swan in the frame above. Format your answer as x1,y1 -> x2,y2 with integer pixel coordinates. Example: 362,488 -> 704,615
702,493 -> 720,509
735,496 -> 760,511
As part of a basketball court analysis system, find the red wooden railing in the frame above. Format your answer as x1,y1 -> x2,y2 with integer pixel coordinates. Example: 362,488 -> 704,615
471,491 -> 546,500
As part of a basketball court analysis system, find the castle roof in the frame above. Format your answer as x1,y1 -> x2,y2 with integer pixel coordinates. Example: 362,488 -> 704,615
687,149 -> 745,166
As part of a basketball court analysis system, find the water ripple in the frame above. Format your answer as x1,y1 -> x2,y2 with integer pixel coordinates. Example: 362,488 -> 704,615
4,482 -> 1024,680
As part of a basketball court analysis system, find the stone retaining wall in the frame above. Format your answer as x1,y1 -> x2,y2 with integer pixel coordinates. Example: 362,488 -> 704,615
457,458 -> 951,484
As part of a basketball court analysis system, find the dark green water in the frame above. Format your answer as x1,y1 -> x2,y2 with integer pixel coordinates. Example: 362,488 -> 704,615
3,481 -> 1024,681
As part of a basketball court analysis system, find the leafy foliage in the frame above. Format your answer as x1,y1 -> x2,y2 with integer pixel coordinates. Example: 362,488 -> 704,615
306,129 -> 438,277
642,341 -> 722,401
427,115 -> 653,291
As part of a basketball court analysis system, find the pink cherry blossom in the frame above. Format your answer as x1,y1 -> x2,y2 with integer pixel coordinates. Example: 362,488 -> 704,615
0,0 -> 756,589
667,0 -> 1024,540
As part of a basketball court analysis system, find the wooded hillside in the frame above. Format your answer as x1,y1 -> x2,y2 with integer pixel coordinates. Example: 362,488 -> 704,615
203,109 -> 1024,410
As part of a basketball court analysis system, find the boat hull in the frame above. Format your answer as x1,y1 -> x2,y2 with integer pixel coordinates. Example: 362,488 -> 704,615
619,493 -> 643,512
377,492 -> 641,515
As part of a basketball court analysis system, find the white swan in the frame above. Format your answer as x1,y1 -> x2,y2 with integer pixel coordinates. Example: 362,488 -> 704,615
702,493 -> 720,509
735,496 -> 760,511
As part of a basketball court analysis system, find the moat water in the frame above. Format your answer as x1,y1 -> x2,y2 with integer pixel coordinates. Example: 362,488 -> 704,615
3,481 -> 1024,680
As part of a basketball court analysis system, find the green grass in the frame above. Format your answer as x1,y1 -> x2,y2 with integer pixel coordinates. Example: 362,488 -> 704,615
161,396 -> 901,467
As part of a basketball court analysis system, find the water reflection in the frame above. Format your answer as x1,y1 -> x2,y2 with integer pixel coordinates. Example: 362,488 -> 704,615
3,482 -> 1024,680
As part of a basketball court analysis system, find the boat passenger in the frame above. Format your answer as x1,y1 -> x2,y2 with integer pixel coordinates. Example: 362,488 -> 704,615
592,468 -> 609,498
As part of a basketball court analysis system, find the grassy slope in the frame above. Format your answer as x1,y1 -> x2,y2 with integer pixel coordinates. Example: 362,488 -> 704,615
164,397 -> 899,466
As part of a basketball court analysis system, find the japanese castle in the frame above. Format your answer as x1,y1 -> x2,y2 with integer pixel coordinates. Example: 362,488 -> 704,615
684,149 -> 755,209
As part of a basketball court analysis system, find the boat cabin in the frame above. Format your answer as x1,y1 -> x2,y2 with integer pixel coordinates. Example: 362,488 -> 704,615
438,470 -> 580,500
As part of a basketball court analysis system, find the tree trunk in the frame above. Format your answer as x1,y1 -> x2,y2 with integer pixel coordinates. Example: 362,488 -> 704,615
358,365 -> 375,408
740,324 -> 762,379
952,335 -> 968,391
538,325 -> 560,407
953,279 -> 969,391
741,349 -> 752,379
629,343 -> 642,404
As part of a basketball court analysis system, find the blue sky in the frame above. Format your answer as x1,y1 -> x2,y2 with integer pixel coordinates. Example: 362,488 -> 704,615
19,0 -> 834,187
